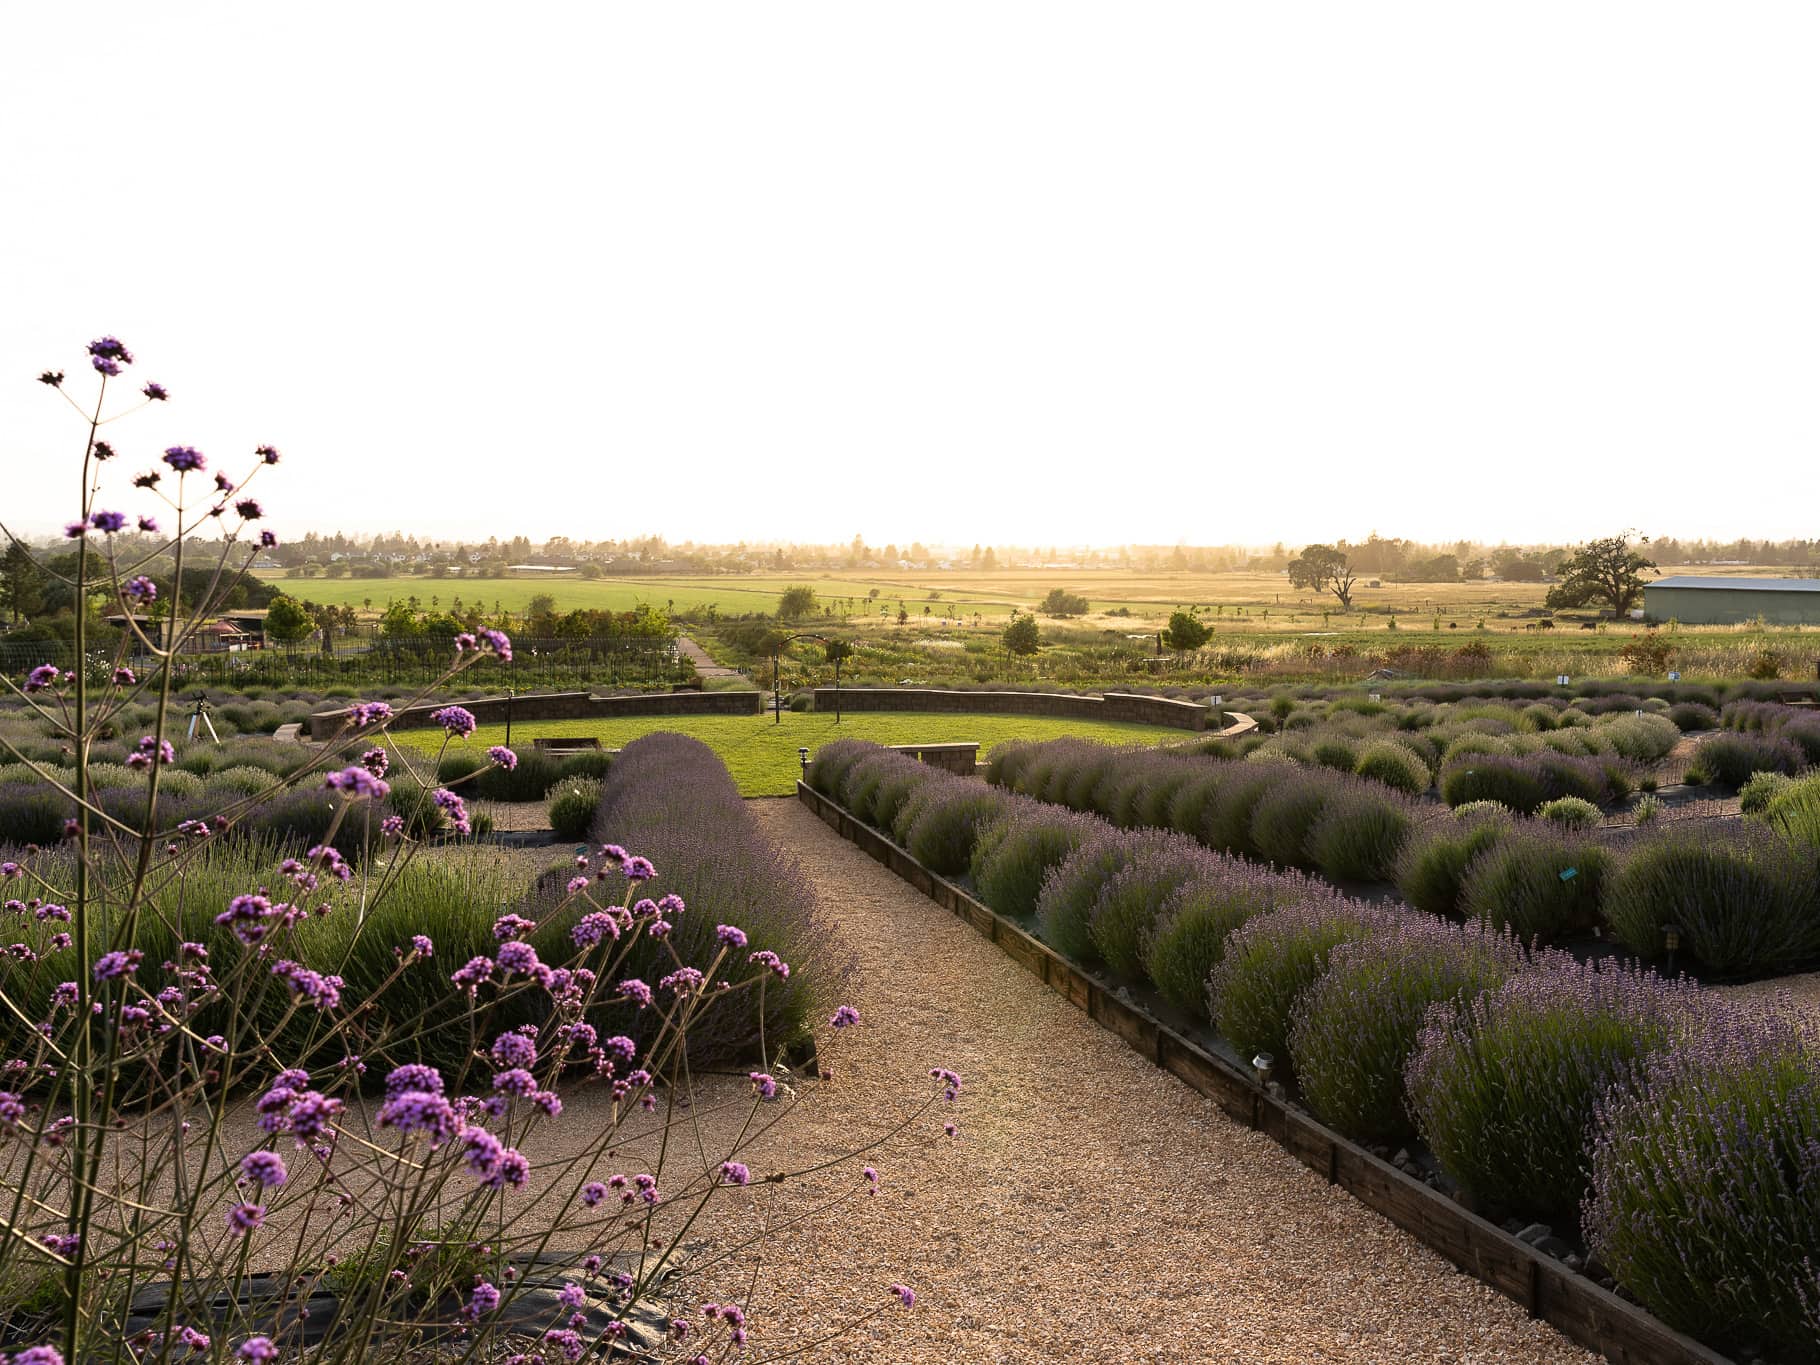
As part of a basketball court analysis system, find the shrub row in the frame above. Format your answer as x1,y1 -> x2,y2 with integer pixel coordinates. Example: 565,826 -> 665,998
571,732 -> 840,1062
985,739 -> 1418,884
808,738 -> 1819,1356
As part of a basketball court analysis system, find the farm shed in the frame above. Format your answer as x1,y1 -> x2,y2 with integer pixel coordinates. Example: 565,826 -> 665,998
1644,576 -> 1820,625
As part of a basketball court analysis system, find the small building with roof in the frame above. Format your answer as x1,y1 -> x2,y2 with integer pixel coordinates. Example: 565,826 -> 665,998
1643,576 -> 1820,625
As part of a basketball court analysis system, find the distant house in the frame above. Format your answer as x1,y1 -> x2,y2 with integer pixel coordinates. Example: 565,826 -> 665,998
1644,576 -> 1820,625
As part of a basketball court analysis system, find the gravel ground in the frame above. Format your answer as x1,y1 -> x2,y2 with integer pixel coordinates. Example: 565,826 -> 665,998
657,798 -> 1597,1365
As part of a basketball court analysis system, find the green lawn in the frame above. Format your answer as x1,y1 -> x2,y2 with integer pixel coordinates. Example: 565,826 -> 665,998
395,711 -> 1188,796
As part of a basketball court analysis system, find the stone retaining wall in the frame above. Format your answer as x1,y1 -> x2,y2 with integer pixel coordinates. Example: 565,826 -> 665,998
809,687 -> 1211,731
883,742 -> 981,775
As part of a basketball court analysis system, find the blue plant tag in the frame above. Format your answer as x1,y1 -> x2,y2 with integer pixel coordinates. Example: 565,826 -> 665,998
1559,867 -> 1578,881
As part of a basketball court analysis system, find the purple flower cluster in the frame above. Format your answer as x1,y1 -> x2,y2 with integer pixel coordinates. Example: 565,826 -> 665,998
1584,1008 -> 1820,1353
125,575 -> 157,605
324,766 -> 389,800
162,445 -> 205,472
431,705 -> 477,738
125,735 -> 176,770
1407,956 -> 1701,1216
432,787 -> 471,835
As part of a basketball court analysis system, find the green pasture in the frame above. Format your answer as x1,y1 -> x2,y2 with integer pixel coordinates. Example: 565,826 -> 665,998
392,711 -> 1188,797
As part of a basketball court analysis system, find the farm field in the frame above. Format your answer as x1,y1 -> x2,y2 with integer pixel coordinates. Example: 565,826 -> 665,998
391,710 -> 1188,796
271,563 -> 1820,631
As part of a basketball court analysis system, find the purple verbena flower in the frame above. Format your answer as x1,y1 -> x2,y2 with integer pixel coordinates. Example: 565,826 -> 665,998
488,745 -> 517,770
143,381 -> 168,400
830,1005 -> 860,1028
431,705 -> 476,738
162,446 -> 205,472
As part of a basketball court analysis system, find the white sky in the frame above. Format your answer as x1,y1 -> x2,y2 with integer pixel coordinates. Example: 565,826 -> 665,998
3,3 -> 1816,550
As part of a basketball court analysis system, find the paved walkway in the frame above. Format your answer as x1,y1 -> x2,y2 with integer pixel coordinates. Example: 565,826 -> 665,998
694,798 -> 1595,1364
677,635 -> 747,682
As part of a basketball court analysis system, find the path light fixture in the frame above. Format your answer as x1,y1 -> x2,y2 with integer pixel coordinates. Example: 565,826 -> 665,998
798,746 -> 810,780
1662,923 -> 1681,973
1251,1052 -> 1275,1087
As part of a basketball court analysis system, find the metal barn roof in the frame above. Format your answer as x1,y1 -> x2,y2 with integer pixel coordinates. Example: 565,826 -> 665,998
1649,577 -> 1820,593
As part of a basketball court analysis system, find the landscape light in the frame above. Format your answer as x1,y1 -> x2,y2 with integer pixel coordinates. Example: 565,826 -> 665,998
1662,924 -> 1681,953
798,746 -> 810,777
1251,1052 -> 1275,1086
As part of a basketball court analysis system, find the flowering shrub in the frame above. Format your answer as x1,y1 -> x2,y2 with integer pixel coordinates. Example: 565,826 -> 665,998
547,777 -> 601,840
805,736 -> 875,798
0,346 -> 935,1363
1087,837 -> 1223,979
1667,700 -> 1719,732
1303,783 -> 1414,882
1686,731 -> 1804,789
1353,739 -> 1431,794
970,804 -> 1098,919
1457,827 -> 1609,943
1206,899 -> 1395,1066
1759,772 -> 1820,849
1739,769 -> 1795,816
1602,823 -> 1820,977
897,780 -> 1018,876
569,731 -> 841,1060
1287,919 -> 1519,1142
1246,771 -> 1334,869
1036,829 -> 1147,961
1142,865 -> 1336,1019
1407,959 -> 1701,1219
1393,809 -> 1511,917
1584,1012 -> 1820,1356
1536,796 -> 1600,829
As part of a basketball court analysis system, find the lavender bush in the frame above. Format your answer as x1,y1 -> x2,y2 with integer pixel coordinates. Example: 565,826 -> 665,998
970,803 -> 1098,919
1142,864 -> 1338,1020
1687,731 -> 1804,789
1287,919 -> 1520,1142
1304,782 -> 1414,882
1087,836 -> 1223,979
0,343 -> 939,1364
1246,771 -> 1334,869
1353,739 -> 1431,794
1602,822 -> 1820,977
1393,808 -> 1511,917
1036,829 -> 1147,961
1457,826 -> 1609,943
1583,1011 -> 1820,1356
1206,899 -> 1396,1067
1407,958 -> 1702,1219
898,780 -> 1018,876
805,736 -> 875,798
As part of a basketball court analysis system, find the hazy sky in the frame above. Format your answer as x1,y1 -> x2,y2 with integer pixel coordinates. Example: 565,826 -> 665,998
3,4 -> 1816,550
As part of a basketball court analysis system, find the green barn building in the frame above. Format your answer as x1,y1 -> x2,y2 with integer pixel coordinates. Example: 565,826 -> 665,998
1644,576 -> 1820,625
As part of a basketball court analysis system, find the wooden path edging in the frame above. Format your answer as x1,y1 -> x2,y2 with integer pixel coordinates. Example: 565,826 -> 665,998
795,780 -> 1734,1365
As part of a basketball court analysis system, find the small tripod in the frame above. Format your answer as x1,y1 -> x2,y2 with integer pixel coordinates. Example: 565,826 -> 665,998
186,694 -> 220,744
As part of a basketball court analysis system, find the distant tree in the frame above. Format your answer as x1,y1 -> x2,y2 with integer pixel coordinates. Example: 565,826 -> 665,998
1492,549 -> 1549,582
1039,588 -> 1091,617
1163,607 -> 1210,652
0,541 -> 45,626
264,595 -> 316,645
824,638 -> 853,666
896,605 -> 908,626
527,593 -> 558,619
1546,535 -> 1658,617
1402,554 -> 1460,583
1002,612 -> 1041,656
1286,544 -> 1361,609
777,585 -> 818,619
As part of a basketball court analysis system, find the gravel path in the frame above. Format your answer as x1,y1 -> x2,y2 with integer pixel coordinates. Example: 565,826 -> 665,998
701,797 -> 1596,1364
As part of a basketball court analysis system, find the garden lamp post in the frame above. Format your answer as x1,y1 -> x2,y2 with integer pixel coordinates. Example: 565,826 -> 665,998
504,648 -> 516,748
769,633 -> 835,726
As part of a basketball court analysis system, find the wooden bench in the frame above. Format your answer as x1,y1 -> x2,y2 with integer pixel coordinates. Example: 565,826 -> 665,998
531,736 -> 603,754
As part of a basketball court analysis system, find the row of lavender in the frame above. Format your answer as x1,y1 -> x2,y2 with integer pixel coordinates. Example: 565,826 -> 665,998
989,738 -> 1820,980
551,731 -> 841,1061
806,739 -> 1820,1358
